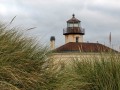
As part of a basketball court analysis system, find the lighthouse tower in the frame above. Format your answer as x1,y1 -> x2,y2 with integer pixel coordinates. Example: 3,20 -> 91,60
63,14 -> 85,43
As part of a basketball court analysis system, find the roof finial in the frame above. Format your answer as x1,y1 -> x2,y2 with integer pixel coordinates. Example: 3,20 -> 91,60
72,14 -> 75,18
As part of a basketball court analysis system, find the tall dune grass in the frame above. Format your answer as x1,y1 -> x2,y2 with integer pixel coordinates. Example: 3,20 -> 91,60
51,53 -> 120,90
73,53 -> 120,90
0,22 -> 52,90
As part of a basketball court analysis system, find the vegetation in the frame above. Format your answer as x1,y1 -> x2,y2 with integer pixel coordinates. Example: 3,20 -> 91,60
73,54 -> 120,90
0,21 -> 120,90
0,21 -> 52,90
48,54 -> 120,90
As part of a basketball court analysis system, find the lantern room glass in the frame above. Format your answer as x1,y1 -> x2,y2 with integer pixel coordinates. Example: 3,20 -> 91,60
67,23 -> 80,27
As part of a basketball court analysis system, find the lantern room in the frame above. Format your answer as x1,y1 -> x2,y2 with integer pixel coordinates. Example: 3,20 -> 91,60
63,14 -> 85,35
67,14 -> 80,27
63,14 -> 85,43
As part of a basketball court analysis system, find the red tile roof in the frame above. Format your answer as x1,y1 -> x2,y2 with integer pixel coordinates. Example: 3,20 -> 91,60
55,42 -> 117,53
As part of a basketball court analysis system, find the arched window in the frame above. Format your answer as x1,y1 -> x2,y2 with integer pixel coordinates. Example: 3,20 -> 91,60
76,37 -> 79,43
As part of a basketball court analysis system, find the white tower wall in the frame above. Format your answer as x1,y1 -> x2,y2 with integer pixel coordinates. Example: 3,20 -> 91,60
65,34 -> 83,43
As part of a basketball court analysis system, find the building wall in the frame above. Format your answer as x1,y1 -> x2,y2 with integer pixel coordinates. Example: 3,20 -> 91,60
50,53 -> 100,65
65,34 -> 83,43
52,53 -> 100,60
50,53 -> 120,65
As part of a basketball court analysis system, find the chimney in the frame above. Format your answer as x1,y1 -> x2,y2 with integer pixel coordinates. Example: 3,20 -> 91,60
50,36 -> 55,50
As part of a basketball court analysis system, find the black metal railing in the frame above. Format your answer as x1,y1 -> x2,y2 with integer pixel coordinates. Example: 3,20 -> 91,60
63,27 -> 85,35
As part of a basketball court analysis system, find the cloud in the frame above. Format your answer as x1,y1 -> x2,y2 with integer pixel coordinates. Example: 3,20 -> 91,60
0,0 -> 120,48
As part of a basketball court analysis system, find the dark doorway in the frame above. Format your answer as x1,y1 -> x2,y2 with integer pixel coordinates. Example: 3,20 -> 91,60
76,37 -> 79,43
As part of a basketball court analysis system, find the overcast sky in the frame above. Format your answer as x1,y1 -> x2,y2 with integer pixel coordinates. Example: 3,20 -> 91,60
0,0 -> 120,50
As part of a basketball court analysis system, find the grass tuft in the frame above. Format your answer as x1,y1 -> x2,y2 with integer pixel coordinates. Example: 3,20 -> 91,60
0,21 -> 51,90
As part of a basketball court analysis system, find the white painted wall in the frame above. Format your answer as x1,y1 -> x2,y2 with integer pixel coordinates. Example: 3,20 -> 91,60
50,53 -> 120,65
65,34 -> 83,43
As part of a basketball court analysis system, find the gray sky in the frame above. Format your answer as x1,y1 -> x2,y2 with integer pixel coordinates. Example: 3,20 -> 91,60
0,0 -> 120,50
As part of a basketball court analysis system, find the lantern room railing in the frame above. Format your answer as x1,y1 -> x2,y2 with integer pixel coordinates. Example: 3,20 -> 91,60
63,27 -> 85,35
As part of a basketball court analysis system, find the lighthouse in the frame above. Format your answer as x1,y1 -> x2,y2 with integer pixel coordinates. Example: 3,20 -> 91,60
53,14 -> 117,53
63,14 -> 85,43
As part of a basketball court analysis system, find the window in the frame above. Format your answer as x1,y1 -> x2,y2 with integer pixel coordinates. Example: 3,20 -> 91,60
67,22 -> 80,27
69,24 -> 74,27
76,37 -> 79,43
74,23 -> 79,27
67,23 -> 79,27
